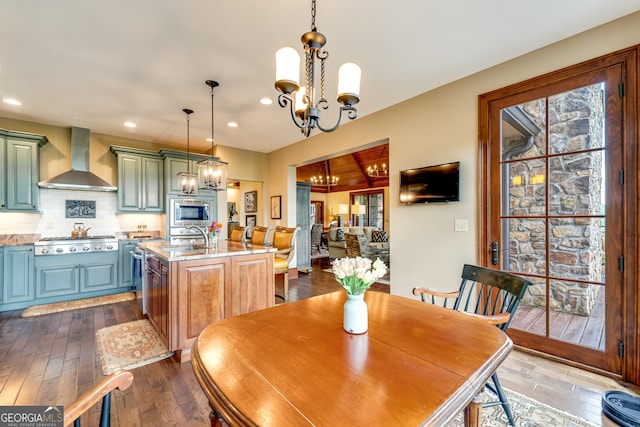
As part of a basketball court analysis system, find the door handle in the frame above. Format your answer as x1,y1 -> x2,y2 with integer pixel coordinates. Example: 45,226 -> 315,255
491,241 -> 499,265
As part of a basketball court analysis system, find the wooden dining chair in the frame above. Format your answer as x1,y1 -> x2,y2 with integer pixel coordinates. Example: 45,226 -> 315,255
229,225 -> 248,243
412,264 -> 532,426
272,226 -> 300,302
250,225 -> 273,246
64,370 -> 133,427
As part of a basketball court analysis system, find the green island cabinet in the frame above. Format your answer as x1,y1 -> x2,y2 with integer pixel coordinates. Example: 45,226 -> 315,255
0,128 -> 49,211
110,146 -> 164,213
2,245 -> 35,307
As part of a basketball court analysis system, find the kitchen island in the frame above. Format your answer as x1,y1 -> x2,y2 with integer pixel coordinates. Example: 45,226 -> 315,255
138,239 -> 276,362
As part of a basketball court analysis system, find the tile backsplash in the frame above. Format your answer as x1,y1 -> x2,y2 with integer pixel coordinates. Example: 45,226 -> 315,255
0,189 -> 165,238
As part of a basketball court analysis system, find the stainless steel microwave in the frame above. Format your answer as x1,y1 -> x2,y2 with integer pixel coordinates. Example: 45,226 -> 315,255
169,198 -> 212,227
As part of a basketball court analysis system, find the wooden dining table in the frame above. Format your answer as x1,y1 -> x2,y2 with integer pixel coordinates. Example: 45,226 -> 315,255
191,291 -> 512,427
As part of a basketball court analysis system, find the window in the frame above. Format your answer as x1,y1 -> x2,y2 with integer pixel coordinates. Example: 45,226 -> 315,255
350,190 -> 384,229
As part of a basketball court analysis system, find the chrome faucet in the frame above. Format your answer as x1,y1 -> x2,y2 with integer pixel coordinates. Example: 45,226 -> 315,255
186,225 -> 208,247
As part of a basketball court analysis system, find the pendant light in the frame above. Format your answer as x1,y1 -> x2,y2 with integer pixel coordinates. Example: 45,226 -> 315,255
198,80 -> 228,191
177,108 -> 198,196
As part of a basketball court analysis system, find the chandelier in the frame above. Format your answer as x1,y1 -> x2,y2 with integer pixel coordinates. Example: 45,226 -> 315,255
177,108 -> 198,196
198,80 -> 228,191
274,0 -> 361,137
367,145 -> 388,177
310,160 -> 339,187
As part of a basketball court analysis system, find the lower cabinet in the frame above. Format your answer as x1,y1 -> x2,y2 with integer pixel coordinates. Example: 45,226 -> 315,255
118,240 -> 139,288
35,252 -> 118,299
160,252 -> 274,362
3,245 -> 35,304
145,254 -> 168,345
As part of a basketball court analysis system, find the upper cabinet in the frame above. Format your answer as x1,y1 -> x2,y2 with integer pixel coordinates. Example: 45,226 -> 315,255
0,129 -> 48,212
110,146 -> 164,213
160,149 -> 217,197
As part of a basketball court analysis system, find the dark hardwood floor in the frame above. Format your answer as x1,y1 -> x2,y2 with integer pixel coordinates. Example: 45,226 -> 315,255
0,257 -> 637,426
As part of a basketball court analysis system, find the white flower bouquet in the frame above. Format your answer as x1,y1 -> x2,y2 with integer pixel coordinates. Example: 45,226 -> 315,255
331,257 -> 388,296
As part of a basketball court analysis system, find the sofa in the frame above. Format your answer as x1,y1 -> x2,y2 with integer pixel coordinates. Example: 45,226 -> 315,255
327,226 -> 389,260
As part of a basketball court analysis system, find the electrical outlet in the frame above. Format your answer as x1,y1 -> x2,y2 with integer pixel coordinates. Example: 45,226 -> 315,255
454,219 -> 469,232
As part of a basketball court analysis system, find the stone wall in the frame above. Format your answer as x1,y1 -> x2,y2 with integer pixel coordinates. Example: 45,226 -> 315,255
506,83 -> 604,316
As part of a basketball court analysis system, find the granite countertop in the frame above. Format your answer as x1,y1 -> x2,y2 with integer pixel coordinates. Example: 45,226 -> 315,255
138,239 -> 277,262
116,230 -> 165,240
0,234 -> 41,247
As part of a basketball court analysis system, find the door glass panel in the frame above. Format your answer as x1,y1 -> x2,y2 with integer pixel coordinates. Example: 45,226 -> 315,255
549,217 -> 605,283
548,83 -> 605,154
504,218 -> 547,275
505,159 -> 546,216
548,280 -> 605,350
510,277 -> 547,336
501,100 -> 547,161
549,152 -> 605,216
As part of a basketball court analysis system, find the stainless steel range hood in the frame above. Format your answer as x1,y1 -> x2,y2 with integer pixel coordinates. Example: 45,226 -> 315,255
38,127 -> 117,192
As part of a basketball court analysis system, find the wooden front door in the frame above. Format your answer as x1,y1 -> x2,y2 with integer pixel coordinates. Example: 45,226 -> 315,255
479,48 -> 638,380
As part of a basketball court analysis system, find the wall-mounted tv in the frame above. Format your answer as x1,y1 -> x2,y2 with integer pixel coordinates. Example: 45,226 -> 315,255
399,161 -> 460,204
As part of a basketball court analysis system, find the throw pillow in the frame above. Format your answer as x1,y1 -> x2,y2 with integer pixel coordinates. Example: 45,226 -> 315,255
336,228 -> 345,242
372,229 -> 388,243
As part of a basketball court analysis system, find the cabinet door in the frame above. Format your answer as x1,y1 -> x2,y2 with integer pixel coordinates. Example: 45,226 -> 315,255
80,260 -> 118,292
117,154 -> 142,211
0,139 -> 5,210
36,265 -> 79,298
141,157 -> 164,211
229,253 -> 275,316
0,249 -> 4,304
6,139 -> 39,211
176,258 -> 228,352
119,241 -> 138,287
296,182 -> 311,272
3,245 -> 34,303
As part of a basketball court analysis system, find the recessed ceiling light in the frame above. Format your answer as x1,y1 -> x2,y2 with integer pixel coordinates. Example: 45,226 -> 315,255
260,97 -> 273,105
123,121 -> 136,128
3,98 -> 22,106
227,122 -> 238,128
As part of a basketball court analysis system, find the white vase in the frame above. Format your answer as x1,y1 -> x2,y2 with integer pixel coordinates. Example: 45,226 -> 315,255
343,293 -> 368,334
208,233 -> 218,250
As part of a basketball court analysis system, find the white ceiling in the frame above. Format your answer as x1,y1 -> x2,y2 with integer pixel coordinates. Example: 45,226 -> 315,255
1,1 -> 639,154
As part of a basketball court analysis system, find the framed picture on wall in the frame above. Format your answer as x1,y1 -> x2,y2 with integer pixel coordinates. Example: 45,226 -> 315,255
245,191 -> 258,213
246,215 -> 256,228
270,195 -> 281,219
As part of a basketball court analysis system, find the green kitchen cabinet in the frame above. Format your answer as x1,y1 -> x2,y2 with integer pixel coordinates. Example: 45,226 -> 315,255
0,129 -> 48,211
3,245 -> 35,304
160,149 -> 218,196
0,248 -> 4,304
35,252 -> 118,298
119,240 -> 139,288
111,146 -> 164,213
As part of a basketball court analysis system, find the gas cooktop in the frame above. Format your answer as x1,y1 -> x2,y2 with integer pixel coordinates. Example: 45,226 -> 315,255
39,235 -> 116,241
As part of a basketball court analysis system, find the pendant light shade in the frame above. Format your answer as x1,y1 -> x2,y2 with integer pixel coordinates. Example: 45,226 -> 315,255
177,108 -> 198,196
198,80 -> 228,191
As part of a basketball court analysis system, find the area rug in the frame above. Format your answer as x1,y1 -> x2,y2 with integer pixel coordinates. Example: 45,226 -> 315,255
447,387 -> 598,427
21,292 -> 136,317
96,319 -> 173,375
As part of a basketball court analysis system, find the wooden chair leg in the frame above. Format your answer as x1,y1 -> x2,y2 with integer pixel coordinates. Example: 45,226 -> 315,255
283,271 -> 289,302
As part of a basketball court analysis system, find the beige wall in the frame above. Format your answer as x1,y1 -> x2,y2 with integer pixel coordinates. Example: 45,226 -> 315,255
266,11 -> 640,298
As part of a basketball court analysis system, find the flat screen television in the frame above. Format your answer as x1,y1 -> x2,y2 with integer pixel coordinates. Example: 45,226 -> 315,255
399,161 -> 460,204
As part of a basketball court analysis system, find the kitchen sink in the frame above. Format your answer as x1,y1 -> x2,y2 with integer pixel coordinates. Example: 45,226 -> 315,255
159,244 -> 208,251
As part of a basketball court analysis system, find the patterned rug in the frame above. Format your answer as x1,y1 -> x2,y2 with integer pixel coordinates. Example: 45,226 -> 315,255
447,387 -> 598,426
96,319 -> 173,375
21,292 -> 136,317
